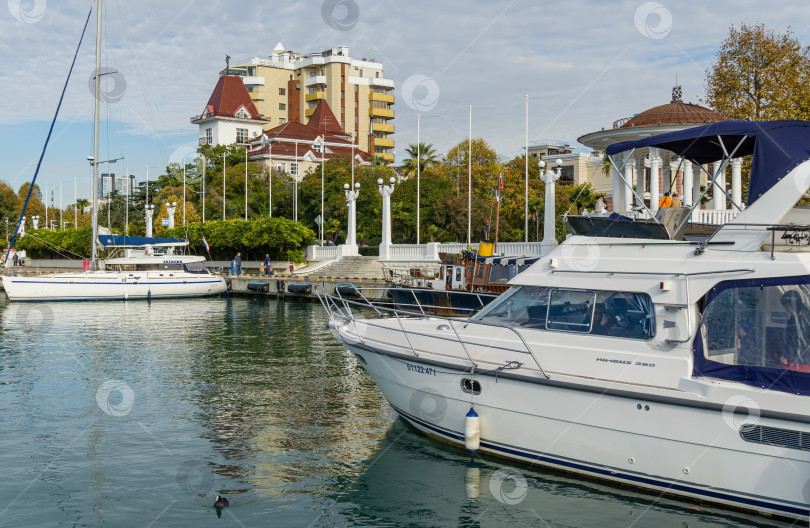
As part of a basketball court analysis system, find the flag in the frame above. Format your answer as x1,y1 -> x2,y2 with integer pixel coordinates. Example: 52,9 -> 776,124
202,236 -> 210,254
498,171 -> 504,192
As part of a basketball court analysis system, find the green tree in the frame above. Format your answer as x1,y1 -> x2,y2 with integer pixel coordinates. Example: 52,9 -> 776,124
402,142 -> 439,177
705,23 -> 810,120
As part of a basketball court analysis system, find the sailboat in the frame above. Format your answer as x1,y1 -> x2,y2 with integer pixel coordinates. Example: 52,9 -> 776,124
1,0 -> 225,301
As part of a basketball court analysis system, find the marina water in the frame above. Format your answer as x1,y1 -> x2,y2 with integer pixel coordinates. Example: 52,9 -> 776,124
0,297 -> 794,527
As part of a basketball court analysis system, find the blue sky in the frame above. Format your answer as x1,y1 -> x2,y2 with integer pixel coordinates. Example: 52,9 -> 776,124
0,0 -> 807,202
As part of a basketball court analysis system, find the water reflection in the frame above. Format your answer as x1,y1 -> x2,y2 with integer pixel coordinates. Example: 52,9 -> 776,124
328,421 -> 795,528
0,297 -> 796,527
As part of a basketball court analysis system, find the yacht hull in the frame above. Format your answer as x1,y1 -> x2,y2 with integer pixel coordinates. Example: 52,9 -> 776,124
343,340 -> 810,521
1,272 -> 226,301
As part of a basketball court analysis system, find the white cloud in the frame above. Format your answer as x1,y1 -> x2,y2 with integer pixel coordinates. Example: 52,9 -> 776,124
0,0 -> 807,169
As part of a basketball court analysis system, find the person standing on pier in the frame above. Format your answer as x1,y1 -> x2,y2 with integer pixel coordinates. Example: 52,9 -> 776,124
234,252 -> 242,277
262,254 -> 273,276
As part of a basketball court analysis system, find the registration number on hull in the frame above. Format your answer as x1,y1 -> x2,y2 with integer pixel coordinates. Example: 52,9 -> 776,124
406,363 -> 437,376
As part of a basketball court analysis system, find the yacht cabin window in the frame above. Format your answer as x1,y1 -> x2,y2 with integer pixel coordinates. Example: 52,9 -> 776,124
694,277 -> 810,396
700,282 -> 810,370
472,286 -> 655,340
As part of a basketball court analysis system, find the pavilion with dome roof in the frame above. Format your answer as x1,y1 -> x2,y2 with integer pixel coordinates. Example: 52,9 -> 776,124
578,87 -> 742,221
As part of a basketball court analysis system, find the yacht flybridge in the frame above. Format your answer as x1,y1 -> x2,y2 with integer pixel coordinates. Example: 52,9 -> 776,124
319,121 -> 810,520
2,235 -> 226,301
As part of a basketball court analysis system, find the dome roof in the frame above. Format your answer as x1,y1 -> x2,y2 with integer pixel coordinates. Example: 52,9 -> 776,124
619,86 -> 726,128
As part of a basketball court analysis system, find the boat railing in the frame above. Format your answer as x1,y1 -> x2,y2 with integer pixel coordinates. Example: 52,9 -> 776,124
696,222 -> 810,257
333,285 -> 496,317
316,285 -> 550,379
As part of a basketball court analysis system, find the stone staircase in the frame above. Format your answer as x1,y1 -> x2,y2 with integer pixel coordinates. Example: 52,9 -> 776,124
297,256 -> 386,279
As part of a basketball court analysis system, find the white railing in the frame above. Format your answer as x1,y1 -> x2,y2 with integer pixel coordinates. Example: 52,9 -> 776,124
496,242 -> 544,257
388,244 -> 429,259
691,209 -> 741,225
306,245 -> 338,261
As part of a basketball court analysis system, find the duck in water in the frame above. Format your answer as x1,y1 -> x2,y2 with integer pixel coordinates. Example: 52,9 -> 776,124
214,495 -> 229,508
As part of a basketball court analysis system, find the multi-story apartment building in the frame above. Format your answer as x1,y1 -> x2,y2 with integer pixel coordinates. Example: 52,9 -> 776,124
220,43 -> 395,163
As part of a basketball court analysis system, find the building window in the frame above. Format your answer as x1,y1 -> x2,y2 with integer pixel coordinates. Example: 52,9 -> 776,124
559,165 -> 575,185
236,108 -> 249,118
355,116 -> 358,123
354,85 -> 358,93
205,128 -> 212,144
310,71 -> 315,78
277,162 -> 286,172
309,102 -> 317,109
290,162 -> 299,176
247,66 -> 256,76
308,86 -> 317,94
314,143 -> 322,152
279,118 -> 286,124
341,106 -> 345,113
341,91 -> 345,98
279,103 -> 286,110
236,128 -> 248,144
279,87 -> 286,96
359,69 -> 363,77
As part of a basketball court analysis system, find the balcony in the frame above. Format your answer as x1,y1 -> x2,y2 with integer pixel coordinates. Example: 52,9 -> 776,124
305,107 -> 316,117
373,123 -> 394,134
370,78 -> 395,89
381,152 -> 395,162
305,91 -> 326,102
242,76 -> 265,86
370,107 -> 394,119
370,92 -> 395,104
374,137 -> 395,148
304,75 -> 327,87
249,92 -> 263,100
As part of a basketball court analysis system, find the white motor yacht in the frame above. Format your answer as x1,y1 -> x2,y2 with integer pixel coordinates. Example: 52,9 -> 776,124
319,120 -> 810,521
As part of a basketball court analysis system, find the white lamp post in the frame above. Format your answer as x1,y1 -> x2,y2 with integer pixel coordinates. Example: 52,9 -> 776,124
378,176 -> 396,260
343,182 -> 360,256
539,159 -> 562,253
166,201 -> 177,229
32,215 -> 40,230
145,204 -> 155,237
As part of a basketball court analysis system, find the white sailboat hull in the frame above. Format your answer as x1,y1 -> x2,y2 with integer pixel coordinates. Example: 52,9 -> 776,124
341,339 -> 810,521
1,271 -> 226,301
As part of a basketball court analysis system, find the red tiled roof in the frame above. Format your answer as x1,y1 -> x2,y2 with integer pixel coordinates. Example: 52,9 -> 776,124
621,101 -> 725,128
249,139 -> 370,162
307,100 -> 343,134
197,76 -> 267,121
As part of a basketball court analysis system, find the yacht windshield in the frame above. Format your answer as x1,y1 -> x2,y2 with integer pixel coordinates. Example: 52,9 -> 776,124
472,286 -> 655,339
695,276 -> 810,396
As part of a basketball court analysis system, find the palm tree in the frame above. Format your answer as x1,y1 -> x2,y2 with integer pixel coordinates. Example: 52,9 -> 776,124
76,198 -> 90,213
402,142 -> 438,177
602,154 -> 611,177
370,155 -> 388,166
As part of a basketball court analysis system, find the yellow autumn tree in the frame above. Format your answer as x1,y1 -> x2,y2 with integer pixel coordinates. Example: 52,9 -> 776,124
705,23 -> 810,120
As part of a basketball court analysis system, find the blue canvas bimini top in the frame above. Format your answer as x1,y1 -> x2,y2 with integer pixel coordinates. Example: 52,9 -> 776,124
606,120 -> 810,206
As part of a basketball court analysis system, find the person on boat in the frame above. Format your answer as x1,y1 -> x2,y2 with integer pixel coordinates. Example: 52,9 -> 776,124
262,254 -> 273,276
234,252 -> 242,277
779,290 -> 810,372
658,192 -> 672,208
12,253 -> 19,267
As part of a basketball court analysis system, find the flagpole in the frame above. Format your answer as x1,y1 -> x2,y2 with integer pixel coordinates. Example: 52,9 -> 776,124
495,169 -> 502,255
524,94 -> 529,242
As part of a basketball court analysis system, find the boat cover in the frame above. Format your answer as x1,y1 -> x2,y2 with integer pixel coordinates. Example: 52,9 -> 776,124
98,235 -> 186,247
475,256 -> 541,266
606,120 -> 810,206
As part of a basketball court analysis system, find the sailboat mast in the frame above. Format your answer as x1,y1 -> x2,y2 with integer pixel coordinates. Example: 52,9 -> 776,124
90,0 -> 102,264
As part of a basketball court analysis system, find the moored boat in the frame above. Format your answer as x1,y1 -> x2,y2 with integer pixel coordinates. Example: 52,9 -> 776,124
319,120 -> 810,521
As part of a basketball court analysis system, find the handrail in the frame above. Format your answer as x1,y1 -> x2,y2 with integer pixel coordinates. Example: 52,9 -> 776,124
315,285 -> 550,379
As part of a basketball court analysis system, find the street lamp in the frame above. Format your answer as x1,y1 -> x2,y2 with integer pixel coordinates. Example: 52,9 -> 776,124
539,158 -> 563,252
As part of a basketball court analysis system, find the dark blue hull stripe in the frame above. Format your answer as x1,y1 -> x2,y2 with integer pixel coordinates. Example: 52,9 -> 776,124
389,406 -> 807,518
9,280 -> 223,285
